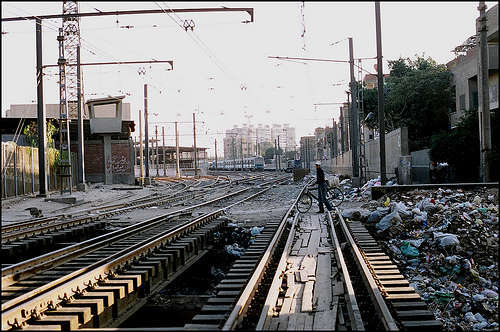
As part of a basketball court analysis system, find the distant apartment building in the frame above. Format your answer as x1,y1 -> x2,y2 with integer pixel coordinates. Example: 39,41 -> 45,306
222,123 -> 296,159
446,4 -> 498,128
299,136 -> 315,169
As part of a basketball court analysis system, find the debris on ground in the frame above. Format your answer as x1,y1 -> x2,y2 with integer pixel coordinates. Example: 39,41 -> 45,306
352,186 -> 499,331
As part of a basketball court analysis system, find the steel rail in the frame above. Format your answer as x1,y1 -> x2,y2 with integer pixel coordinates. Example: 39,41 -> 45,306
334,208 -> 399,331
222,176 -> 303,330
1,180 -> 219,243
326,211 -> 365,331
2,177 -> 286,330
1,186 -> 252,285
2,176 -> 286,285
255,189 -> 304,329
0,177 -> 199,235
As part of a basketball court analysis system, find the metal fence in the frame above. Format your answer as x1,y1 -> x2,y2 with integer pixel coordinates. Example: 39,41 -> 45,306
1,141 -> 78,198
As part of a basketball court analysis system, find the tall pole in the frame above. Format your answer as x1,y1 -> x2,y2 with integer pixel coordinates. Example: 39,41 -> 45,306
349,37 -> 360,179
162,126 -> 166,176
215,139 -> 218,169
232,135 -> 236,171
76,45 -> 85,189
193,112 -> 198,177
144,84 -> 149,178
277,135 -> 281,170
36,18 -> 47,197
175,121 -> 180,178
155,125 -> 159,177
275,139 -> 278,172
375,2 -> 387,184
139,110 -> 144,183
478,1 -> 491,182
340,108 -> 345,154
240,138 -> 243,170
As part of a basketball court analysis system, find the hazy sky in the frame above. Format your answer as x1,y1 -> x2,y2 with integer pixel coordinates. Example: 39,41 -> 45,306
1,1 -> 496,156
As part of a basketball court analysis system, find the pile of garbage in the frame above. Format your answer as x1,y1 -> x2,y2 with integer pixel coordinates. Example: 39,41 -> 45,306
353,187 -> 498,331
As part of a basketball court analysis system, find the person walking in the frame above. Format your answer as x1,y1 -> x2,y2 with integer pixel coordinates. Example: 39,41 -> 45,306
314,161 -> 333,213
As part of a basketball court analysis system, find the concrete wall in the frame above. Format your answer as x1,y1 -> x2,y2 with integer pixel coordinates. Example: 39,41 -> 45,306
320,127 -> 406,181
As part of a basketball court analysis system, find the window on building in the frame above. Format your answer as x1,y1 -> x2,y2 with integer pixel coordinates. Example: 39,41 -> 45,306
459,94 -> 466,110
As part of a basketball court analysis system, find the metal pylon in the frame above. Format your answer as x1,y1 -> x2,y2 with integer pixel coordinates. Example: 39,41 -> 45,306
62,1 -> 85,119
57,28 -> 72,194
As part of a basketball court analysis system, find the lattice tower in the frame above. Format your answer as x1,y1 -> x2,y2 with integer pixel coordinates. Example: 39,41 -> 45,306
62,1 -> 85,119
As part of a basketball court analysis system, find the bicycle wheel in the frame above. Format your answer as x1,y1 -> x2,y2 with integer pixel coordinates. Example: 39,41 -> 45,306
297,193 -> 313,213
327,186 -> 344,207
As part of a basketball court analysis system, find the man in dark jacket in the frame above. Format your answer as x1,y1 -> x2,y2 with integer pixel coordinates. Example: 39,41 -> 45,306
315,161 -> 333,213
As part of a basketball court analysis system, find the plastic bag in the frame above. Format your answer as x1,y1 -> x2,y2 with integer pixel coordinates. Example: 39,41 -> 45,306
394,202 -> 411,217
367,210 -> 386,223
400,241 -> 419,257
376,210 -> 402,232
433,232 -> 459,247
250,226 -> 264,236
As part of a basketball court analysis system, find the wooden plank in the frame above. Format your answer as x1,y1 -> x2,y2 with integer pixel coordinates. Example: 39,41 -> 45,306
277,313 -> 289,331
331,280 -> 344,296
374,269 -> 401,274
301,232 -> 311,247
379,279 -> 409,286
285,274 -> 296,298
304,313 -> 314,330
313,309 -> 337,330
269,316 -> 280,330
314,253 -> 332,311
301,281 -> 314,312
375,274 -> 405,280
300,255 -> 317,278
294,313 -> 307,330
307,230 -> 321,255
385,293 -> 422,300
383,287 -> 415,293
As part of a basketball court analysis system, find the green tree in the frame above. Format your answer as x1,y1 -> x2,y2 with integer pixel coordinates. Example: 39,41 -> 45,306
23,120 -> 58,148
361,54 -> 453,151
430,108 -> 499,182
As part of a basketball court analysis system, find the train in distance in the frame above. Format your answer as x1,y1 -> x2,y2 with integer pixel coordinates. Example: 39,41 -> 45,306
209,156 -> 265,171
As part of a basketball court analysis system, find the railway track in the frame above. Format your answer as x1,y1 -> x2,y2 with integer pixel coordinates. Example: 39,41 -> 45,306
1,174 -> 290,331
186,182 -> 443,331
1,177 -> 233,262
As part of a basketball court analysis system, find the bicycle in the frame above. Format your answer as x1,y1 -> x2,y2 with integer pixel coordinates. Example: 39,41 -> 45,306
296,184 -> 344,213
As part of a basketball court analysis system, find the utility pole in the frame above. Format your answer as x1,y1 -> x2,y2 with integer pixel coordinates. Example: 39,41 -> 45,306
162,126 -> 166,176
76,45 -> 86,190
375,2 -> 387,185
339,109 -> 345,154
477,1 -> 491,182
277,135 -> 281,171
36,18 -> 47,197
139,110 -> 144,184
155,125 -> 159,177
193,112 -> 198,177
275,139 -> 278,172
144,84 -> 149,180
349,37 -> 360,182
240,139 -> 243,170
215,139 -> 218,169
175,121 -> 180,178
